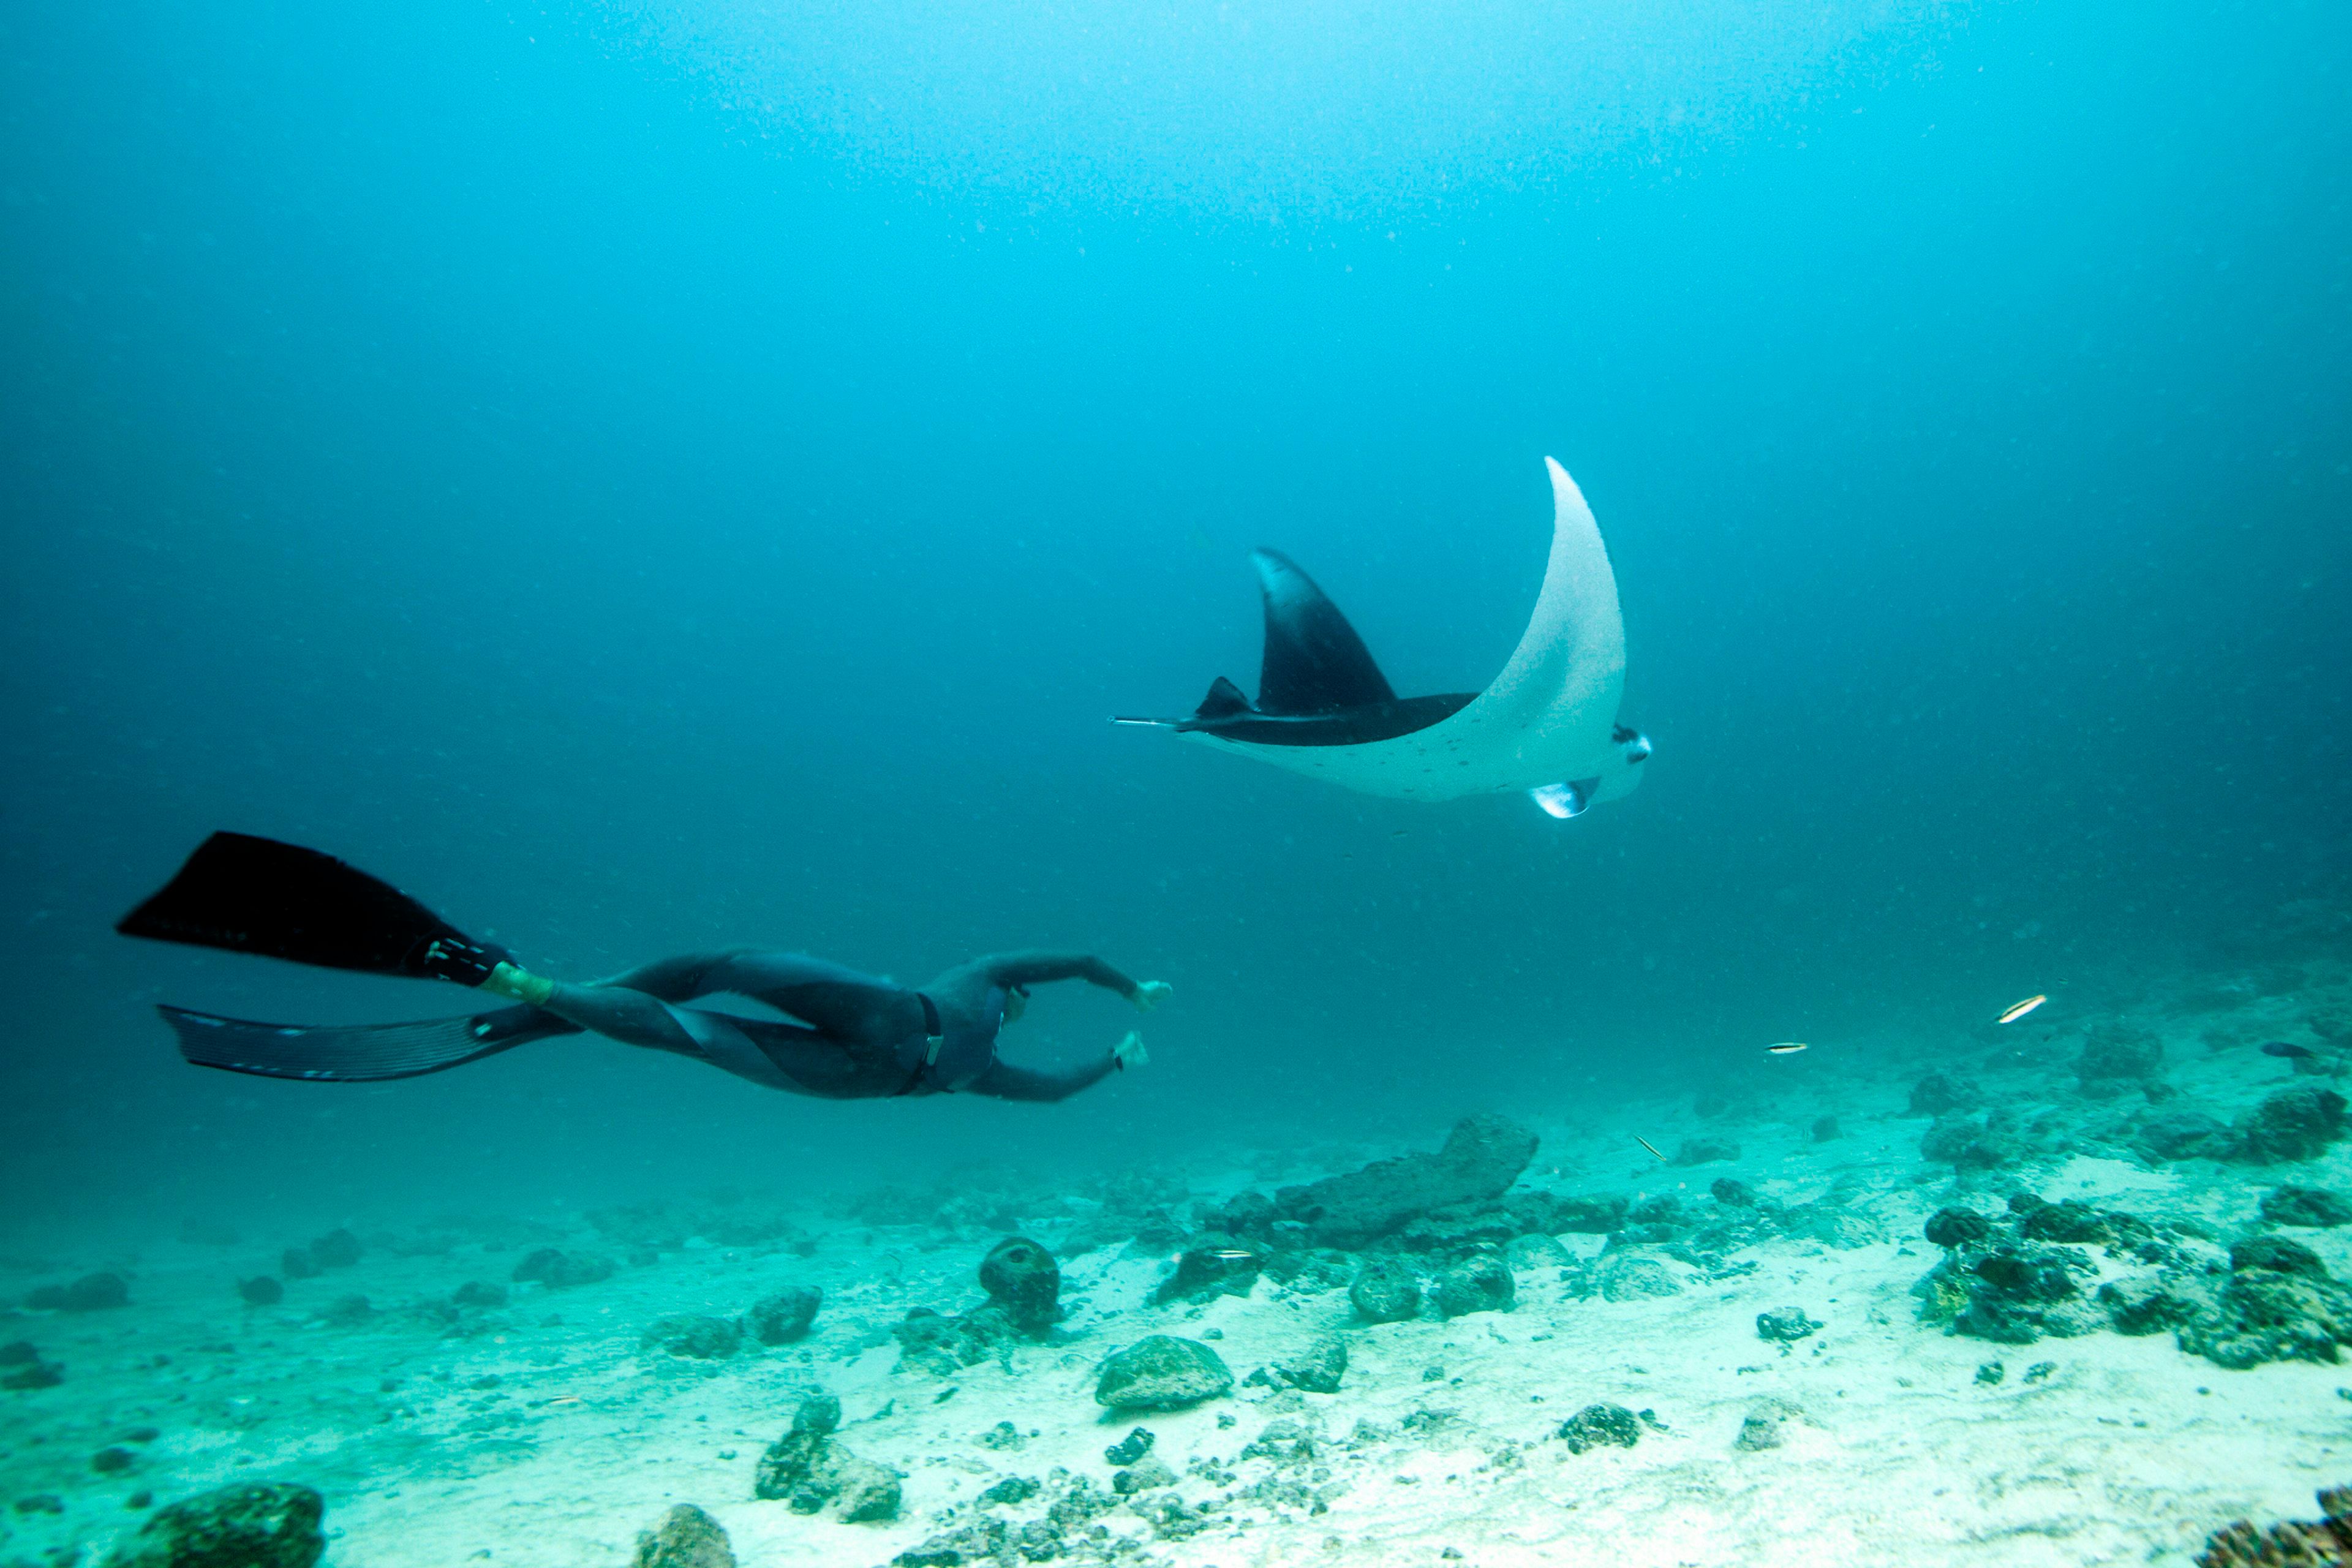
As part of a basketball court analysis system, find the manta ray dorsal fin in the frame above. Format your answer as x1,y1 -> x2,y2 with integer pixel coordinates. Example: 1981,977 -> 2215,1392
1192,676 -> 1254,720
1250,548 -> 1398,715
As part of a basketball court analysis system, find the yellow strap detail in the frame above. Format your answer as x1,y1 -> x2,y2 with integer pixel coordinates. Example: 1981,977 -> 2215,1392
485,963 -> 556,1008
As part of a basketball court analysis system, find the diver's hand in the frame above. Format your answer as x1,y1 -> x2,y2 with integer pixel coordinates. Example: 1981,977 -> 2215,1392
481,962 -> 557,1007
1111,1031 -> 1150,1071
1131,980 -> 1172,1012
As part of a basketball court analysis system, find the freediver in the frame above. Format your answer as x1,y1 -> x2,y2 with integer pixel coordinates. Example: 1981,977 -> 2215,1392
119,833 -> 1166,1103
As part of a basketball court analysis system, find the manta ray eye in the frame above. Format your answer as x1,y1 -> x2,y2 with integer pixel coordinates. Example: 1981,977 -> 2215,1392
1623,732 -> 1653,763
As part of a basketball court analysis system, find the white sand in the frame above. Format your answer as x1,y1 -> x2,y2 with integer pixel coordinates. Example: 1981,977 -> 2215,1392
2,1189 -> 2344,1568
7,965 -> 2352,1566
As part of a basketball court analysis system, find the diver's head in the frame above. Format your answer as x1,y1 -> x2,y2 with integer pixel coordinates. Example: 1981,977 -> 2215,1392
1001,986 -> 1030,1026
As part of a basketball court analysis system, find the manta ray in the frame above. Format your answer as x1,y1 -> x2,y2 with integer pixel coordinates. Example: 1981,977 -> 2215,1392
1117,458 -> 1651,818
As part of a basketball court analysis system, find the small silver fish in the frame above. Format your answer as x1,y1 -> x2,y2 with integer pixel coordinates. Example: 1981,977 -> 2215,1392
1204,1248 -> 1256,1261
1766,1041 -> 1808,1055
1997,995 -> 2048,1024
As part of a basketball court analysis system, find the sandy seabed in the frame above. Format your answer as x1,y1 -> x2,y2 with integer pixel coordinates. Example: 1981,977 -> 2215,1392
7,957 -> 2352,1568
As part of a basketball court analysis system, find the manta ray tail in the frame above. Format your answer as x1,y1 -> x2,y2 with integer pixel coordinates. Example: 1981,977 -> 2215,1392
1113,676 -> 1252,729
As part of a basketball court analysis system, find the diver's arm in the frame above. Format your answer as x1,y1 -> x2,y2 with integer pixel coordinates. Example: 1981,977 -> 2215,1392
965,1055 -> 1117,1104
979,952 -> 1170,1009
966,1031 -> 1147,1103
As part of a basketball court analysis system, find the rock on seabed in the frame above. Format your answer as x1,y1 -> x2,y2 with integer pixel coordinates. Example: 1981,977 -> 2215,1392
745,1284 -> 822,1345
633,1504 -> 736,1568
1433,1254 -> 1514,1317
2263,1187 -> 2352,1228
1271,1115 -> 1539,1248
1558,1403 -> 1642,1453
1095,1335 -> 1234,1411
1349,1258 -> 1421,1322
104,1482 -> 326,1568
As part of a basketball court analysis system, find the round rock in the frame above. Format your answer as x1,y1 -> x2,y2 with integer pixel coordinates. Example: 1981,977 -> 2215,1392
1095,1335 -> 1234,1412
979,1237 -> 1060,1330
744,1286 -> 822,1346
1755,1306 -> 1822,1343
1597,1254 -> 1681,1302
642,1315 -> 742,1360
1558,1403 -> 1642,1453
1924,1207 -> 1992,1248
1348,1257 -> 1421,1323
1433,1254 -> 1514,1318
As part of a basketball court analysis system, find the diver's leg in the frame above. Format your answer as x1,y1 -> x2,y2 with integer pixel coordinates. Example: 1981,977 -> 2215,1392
479,952 -> 912,1057
526,981 -> 707,1055
477,951 -> 758,1047
585,951 -> 755,1001
557,951 -> 913,1042
524,978 -> 817,1095
736,1025 -> 882,1100
519,979 -> 824,1096
695,952 -> 924,1043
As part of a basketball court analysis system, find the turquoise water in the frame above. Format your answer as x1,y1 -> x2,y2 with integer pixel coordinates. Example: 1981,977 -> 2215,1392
1,1 -> 2349,1561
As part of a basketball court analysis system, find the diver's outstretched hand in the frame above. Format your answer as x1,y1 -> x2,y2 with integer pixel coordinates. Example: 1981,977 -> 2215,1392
1131,980 -> 1172,1012
1111,1031 -> 1150,1071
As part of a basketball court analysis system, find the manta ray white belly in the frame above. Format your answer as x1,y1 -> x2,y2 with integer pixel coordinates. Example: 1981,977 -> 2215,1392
1182,458 -> 1631,802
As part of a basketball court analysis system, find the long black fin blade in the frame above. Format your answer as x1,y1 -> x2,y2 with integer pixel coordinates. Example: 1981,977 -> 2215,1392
1251,549 -> 1397,715
159,1003 -> 576,1081
118,832 -> 505,981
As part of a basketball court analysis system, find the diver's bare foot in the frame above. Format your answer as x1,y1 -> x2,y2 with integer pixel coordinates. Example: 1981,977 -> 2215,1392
1133,980 -> 1172,1012
1112,1031 -> 1150,1071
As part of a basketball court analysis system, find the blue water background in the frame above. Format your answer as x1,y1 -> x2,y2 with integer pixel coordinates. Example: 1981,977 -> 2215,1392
2,0 -> 2346,1235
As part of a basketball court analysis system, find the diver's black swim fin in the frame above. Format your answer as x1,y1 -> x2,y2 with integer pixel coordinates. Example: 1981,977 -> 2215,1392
117,832 -> 510,984
160,1003 -> 579,1082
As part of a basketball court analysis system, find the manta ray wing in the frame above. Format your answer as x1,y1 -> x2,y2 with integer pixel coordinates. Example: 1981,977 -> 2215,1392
1172,458 -> 1633,802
